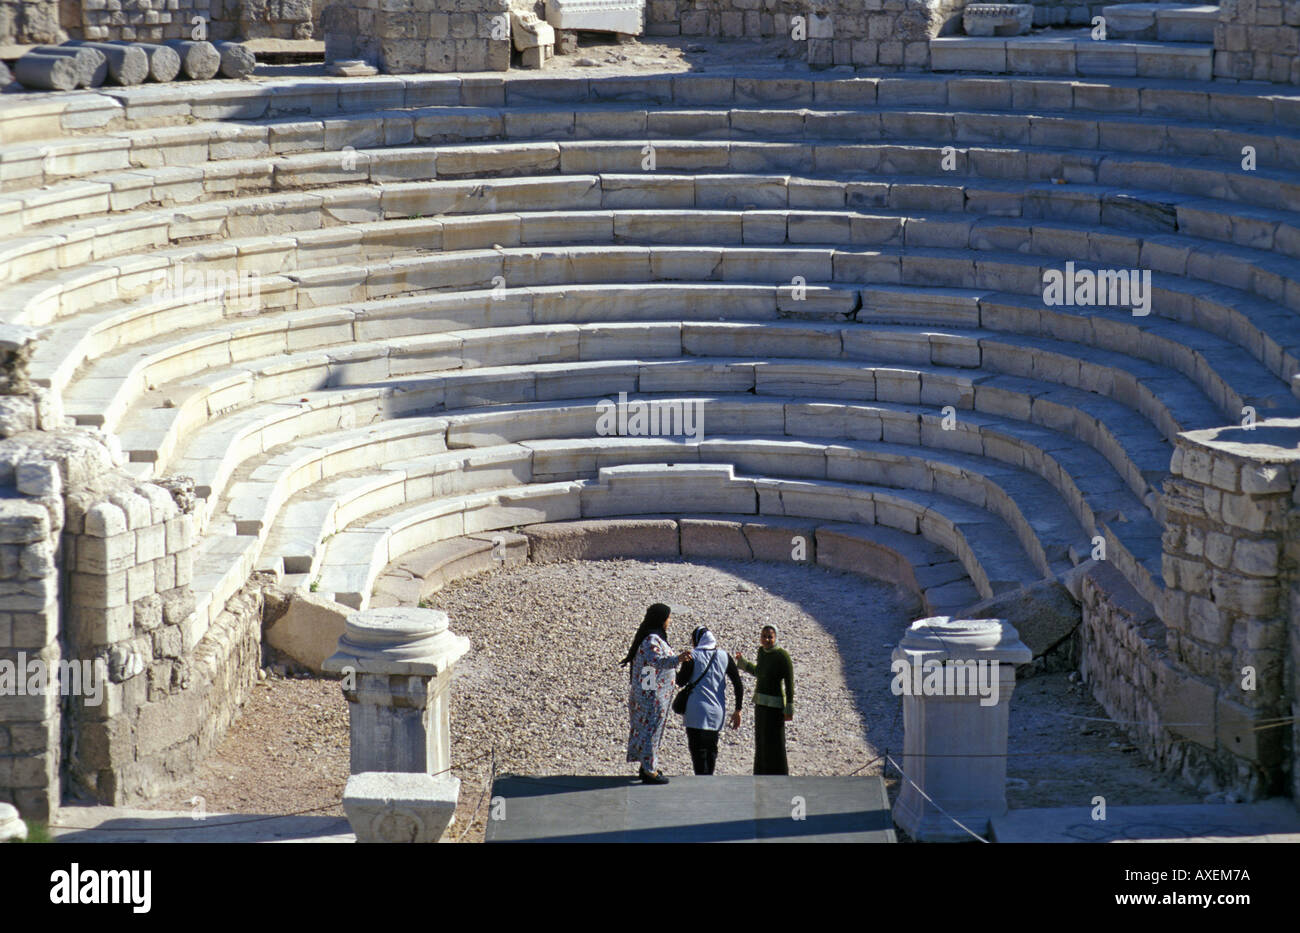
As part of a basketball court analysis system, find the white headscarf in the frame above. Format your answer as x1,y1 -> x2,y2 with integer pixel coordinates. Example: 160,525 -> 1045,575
692,626 -> 717,650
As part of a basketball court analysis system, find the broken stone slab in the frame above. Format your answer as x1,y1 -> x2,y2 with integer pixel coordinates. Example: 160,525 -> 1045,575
512,9 -> 557,49
164,39 -> 221,80
545,0 -> 645,36
212,41 -> 257,79
329,59 -> 378,77
266,590 -> 351,674
343,772 -> 460,843
117,41 -> 183,83
963,3 -> 1033,36
0,803 -> 27,842
13,52 -> 80,91
962,577 -> 1080,662
30,45 -> 107,88
65,41 -> 149,85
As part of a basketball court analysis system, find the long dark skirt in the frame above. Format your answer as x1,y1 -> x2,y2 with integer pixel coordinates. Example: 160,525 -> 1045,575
753,706 -> 789,775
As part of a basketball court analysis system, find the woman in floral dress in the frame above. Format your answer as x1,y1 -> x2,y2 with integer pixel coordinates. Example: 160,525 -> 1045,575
620,603 -> 690,784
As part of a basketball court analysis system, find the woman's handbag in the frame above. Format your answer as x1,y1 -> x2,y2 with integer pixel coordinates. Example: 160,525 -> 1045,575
672,649 -> 720,716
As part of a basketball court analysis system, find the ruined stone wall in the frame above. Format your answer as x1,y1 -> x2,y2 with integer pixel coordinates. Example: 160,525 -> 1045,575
321,0 -> 510,73
0,328 -> 67,822
803,0 -> 964,71
0,494 -> 62,821
1215,0 -> 1300,85
645,0 -> 803,39
0,0 -> 66,44
0,326 -> 263,820
0,0 -> 313,46
1081,421 -> 1298,801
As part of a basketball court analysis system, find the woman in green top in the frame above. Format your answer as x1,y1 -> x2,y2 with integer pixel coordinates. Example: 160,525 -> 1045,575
734,624 -> 794,775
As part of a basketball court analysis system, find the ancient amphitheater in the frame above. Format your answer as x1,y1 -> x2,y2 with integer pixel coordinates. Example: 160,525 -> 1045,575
0,0 -> 1298,841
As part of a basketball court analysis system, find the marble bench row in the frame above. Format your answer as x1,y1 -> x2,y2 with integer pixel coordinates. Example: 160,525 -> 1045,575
28,235 -> 1291,414
366,517 -> 980,615
11,193 -> 1300,404
8,160 -> 1300,292
149,380 -> 1166,603
101,325 -> 1211,507
199,407 -> 1160,603
7,127 -> 1300,243
230,432 -> 1083,583
189,463 -> 1006,641
5,83 -> 1299,196
20,216 -> 1299,424
303,466 -> 1053,611
6,71 -> 1298,148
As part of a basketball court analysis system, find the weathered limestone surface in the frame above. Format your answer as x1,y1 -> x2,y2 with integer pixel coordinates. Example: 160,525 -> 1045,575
963,3 -> 1031,36
804,0 -> 966,71
1215,0 -> 1300,85
646,0 -> 799,39
321,0 -> 510,74
0,0 -> 65,45
343,771 -> 459,843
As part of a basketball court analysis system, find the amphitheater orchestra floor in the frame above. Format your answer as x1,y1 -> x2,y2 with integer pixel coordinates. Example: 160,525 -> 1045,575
483,775 -> 897,843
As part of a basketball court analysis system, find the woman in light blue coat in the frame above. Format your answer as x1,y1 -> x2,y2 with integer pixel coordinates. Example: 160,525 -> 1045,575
675,626 -> 744,775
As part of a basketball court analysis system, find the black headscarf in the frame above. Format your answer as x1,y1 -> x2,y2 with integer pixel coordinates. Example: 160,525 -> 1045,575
620,603 -> 672,666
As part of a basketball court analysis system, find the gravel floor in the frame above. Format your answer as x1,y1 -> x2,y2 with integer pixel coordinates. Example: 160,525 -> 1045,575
142,558 -> 1200,842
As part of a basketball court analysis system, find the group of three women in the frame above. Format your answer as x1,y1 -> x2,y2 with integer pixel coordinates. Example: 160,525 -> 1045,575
620,602 -> 795,784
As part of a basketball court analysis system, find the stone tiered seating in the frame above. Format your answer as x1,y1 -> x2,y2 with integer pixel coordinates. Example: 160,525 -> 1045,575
4,69 -> 1300,629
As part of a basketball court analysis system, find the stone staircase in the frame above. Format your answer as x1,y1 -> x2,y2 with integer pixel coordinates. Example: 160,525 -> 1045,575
1,65 -> 1298,671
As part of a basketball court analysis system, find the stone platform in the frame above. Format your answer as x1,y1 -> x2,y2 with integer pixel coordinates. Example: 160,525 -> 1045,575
49,806 -> 355,843
485,775 -> 896,843
991,799 -> 1300,843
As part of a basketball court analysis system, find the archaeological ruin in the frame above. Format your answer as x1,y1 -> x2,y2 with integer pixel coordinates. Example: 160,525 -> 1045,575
0,0 -> 1298,842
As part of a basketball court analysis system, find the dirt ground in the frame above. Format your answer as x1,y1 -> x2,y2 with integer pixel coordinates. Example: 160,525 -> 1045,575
142,558 -> 1199,842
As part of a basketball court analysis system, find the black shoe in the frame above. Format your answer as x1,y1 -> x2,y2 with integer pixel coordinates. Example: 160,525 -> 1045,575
638,767 -> 670,785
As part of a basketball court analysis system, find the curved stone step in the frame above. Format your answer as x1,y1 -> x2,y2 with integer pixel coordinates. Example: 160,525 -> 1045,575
307,467 -> 1046,609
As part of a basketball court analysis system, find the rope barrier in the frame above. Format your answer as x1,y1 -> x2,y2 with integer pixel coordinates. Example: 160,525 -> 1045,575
47,748 -> 499,834
456,747 -> 498,842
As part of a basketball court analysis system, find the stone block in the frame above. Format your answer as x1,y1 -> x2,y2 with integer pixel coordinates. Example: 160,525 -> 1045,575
545,0 -> 644,34
963,4 -> 1032,37
524,519 -> 679,562
344,772 -> 460,842
266,591 -> 352,673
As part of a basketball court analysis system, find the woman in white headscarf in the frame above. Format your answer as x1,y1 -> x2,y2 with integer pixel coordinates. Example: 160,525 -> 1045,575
675,626 -> 744,775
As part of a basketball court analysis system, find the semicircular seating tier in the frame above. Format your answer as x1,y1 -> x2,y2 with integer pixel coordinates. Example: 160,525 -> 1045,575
4,71 -> 1299,639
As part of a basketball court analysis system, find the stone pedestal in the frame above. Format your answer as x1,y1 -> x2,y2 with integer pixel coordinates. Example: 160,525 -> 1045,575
891,616 -> 1031,842
323,607 -> 470,777
343,772 -> 460,843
